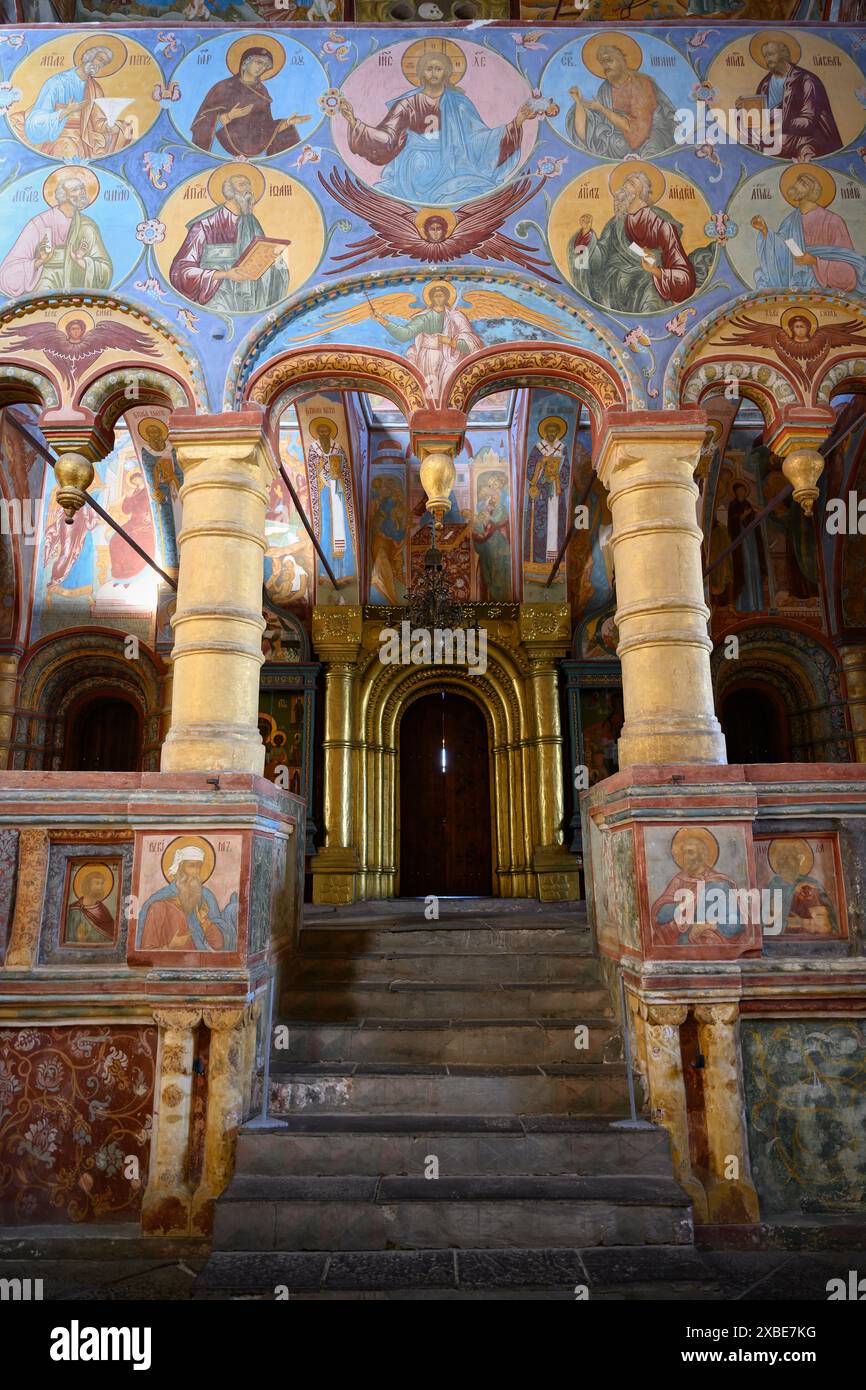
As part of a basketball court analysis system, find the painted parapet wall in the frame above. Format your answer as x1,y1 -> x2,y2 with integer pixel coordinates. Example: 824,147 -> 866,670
582,764 -> 866,1225
0,772 -> 304,1233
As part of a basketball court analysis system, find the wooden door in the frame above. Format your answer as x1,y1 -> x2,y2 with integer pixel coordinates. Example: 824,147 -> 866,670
65,696 -> 141,772
399,691 -> 492,897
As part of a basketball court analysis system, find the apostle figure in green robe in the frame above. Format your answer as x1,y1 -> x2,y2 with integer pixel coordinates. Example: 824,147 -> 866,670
568,167 -> 713,315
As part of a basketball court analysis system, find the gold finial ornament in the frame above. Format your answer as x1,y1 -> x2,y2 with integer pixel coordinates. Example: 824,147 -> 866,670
53,452 -> 95,525
418,448 -> 456,523
781,447 -> 824,516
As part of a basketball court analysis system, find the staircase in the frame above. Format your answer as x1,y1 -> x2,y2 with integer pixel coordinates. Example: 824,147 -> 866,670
197,901 -> 714,1299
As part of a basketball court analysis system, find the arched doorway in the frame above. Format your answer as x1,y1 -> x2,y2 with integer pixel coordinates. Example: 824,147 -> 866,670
721,686 -> 790,763
64,696 -> 142,772
399,691 -> 492,897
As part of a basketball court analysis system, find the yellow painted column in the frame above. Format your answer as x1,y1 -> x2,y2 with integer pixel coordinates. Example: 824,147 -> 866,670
840,647 -> 866,762
4,828 -> 49,968
311,606 -> 363,905
695,1003 -> 760,1224
0,651 -> 20,769
641,1002 -> 708,1223
519,604 -> 581,901
141,1008 -> 201,1236
161,412 -> 274,774
595,415 -> 726,766
192,1007 -> 247,1235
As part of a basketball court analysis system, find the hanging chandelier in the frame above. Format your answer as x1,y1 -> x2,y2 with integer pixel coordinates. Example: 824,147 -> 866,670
406,516 -> 464,632
407,447 -> 464,632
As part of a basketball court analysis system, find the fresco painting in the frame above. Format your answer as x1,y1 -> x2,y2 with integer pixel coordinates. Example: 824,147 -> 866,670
643,823 -> 758,957
132,831 -> 242,958
297,392 -> 360,606
755,834 -> 846,940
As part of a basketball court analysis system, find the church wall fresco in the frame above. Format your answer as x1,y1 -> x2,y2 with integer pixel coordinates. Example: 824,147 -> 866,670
3,23 -> 866,419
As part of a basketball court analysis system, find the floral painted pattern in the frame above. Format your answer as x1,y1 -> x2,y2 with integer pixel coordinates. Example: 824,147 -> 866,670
0,1026 -> 156,1224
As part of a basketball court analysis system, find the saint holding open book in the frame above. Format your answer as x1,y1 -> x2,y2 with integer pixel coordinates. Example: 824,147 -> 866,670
169,164 -> 290,315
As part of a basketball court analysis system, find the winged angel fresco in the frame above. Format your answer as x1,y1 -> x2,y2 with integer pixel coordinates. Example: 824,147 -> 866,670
319,170 -> 555,281
718,309 -> 866,394
0,315 -> 161,391
298,282 -> 580,402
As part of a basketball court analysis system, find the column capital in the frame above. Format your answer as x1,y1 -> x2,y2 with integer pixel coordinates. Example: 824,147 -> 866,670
169,408 -> 278,477
641,1002 -> 689,1028
39,415 -> 114,463
203,1007 -> 246,1032
152,1007 -> 202,1031
594,409 -> 708,487
694,1002 -> 740,1027
519,603 -> 572,657
312,605 -> 364,663
408,408 -> 467,460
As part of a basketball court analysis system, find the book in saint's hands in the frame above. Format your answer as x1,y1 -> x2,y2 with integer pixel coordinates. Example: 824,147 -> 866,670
231,236 -> 292,281
785,237 -> 804,258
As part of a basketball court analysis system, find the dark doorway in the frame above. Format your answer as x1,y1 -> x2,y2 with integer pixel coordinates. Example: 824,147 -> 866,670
65,696 -> 141,772
399,691 -> 492,896
721,686 -> 789,763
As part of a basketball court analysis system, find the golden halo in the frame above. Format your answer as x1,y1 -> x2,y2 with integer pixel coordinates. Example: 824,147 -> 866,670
258,712 -> 277,740
207,162 -> 266,207
748,30 -> 801,69
57,309 -> 95,336
310,416 -> 338,442
671,826 -> 720,871
415,207 -> 457,239
609,161 -> 666,205
401,38 -> 466,88
780,306 -> 818,337
581,32 -> 643,78
226,35 -> 286,79
767,836 -> 813,877
160,834 -> 216,885
43,166 -> 100,209
72,861 -> 114,902
73,34 -> 128,78
137,416 -> 170,446
780,163 -> 837,209
422,279 -> 457,308
538,415 -> 568,441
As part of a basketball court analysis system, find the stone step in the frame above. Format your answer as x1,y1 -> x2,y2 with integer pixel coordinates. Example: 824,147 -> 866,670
272,1018 -> 620,1066
196,1244 -> 712,1298
279,982 -> 611,1021
286,951 -> 601,986
267,1064 -> 630,1117
297,926 -> 592,957
212,1175 -> 693,1252
236,1115 -> 670,1178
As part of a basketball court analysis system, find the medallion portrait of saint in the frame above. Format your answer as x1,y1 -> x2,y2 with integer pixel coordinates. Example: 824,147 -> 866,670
0,169 -> 112,299
743,167 -> 866,296
736,32 -> 842,162
331,38 -> 537,206
189,37 -> 310,159
8,36 -> 146,160
565,33 -> 677,160
561,164 -> 714,316
168,164 -> 290,315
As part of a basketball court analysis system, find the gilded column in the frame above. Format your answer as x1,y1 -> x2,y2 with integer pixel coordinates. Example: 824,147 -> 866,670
141,1008 -> 201,1236
519,604 -> 580,901
192,1007 -> 247,1235
311,606 -> 363,905
0,651 -> 20,769
4,828 -> 49,969
840,647 -> 866,762
161,412 -> 274,774
595,415 -> 726,766
694,1003 -> 760,1224
641,1002 -> 708,1222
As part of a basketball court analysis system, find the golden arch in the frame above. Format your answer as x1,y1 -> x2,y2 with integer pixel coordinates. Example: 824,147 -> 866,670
311,604 -> 581,904
242,345 -> 427,421
444,342 -> 630,429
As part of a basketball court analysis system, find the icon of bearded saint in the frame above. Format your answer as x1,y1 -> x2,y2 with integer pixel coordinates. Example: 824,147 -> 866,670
717,309 -> 866,393
0,316 -> 160,391
318,168 -> 556,281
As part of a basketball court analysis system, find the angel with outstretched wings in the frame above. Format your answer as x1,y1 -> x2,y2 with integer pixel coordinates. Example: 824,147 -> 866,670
0,317 -> 161,391
718,311 -> 866,393
318,170 -> 556,282
301,282 -> 580,402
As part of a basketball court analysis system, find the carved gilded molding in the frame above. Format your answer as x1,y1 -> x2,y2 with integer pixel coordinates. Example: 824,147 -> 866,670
447,350 -> 623,415
248,351 -> 426,414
